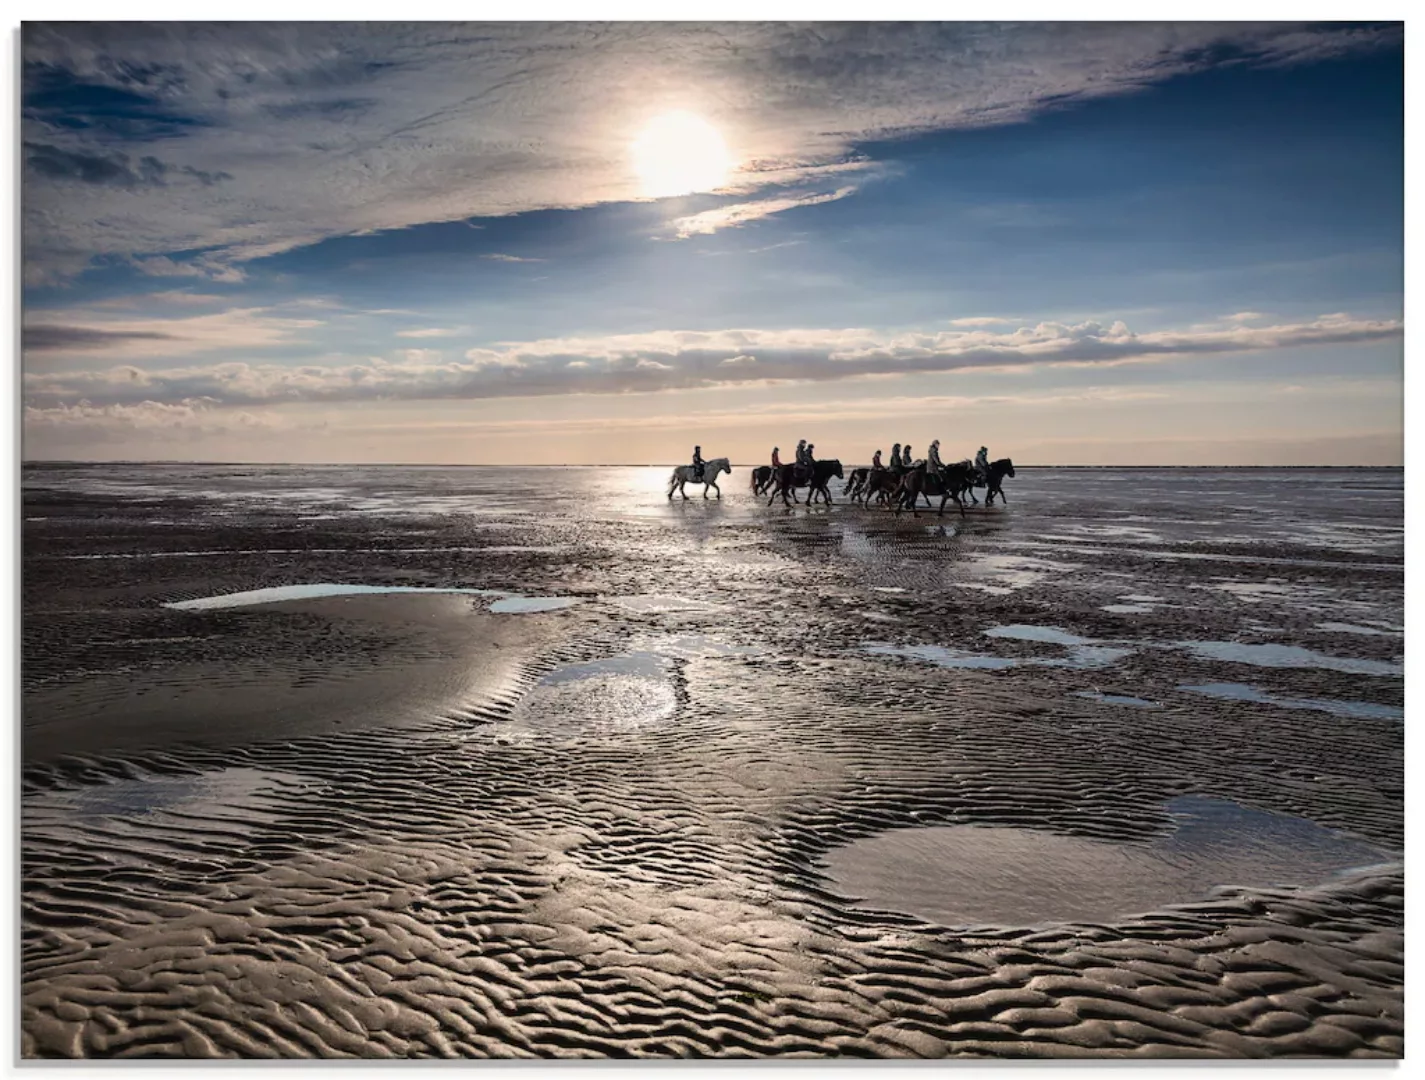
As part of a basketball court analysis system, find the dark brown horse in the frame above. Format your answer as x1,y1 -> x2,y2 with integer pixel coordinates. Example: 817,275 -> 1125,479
751,465 -> 776,495
962,458 -> 1017,506
767,459 -> 844,507
892,462 -> 976,517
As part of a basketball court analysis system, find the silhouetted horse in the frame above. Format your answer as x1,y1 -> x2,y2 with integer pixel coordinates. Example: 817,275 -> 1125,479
963,458 -> 1016,506
844,467 -> 870,500
857,468 -> 902,507
891,462 -> 976,517
768,459 -> 844,507
751,465 -> 777,495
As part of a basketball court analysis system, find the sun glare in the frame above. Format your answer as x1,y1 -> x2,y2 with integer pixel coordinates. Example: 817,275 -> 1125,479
631,111 -> 730,198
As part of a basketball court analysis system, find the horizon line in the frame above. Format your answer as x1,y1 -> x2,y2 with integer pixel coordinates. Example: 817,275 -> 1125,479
20,460 -> 1404,470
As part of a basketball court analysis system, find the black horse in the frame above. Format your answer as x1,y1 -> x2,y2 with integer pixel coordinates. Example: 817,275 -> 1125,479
891,462 -> 977,517
750,465 -> 776,495
768,459 -> 844,507
964,458 -> 1016,506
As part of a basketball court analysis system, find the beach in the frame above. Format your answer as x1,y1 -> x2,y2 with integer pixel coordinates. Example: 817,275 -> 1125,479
20,462 -> 1404,1058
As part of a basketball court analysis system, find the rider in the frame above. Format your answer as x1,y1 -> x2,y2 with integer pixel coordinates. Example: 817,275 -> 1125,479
927,439 -> 944,479
872,449 -> 883,470
795,439 -> 809,468
692,445 -> 704,482
975,445 -> 990,484
903,444 -> 915,468
889,443 -> 903,472
805,443 -> 818,469
771,446 -> 781,469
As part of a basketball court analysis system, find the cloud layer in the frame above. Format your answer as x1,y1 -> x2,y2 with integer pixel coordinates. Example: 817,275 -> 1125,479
23,22 -> 1400,283
23,314 -> 1401,413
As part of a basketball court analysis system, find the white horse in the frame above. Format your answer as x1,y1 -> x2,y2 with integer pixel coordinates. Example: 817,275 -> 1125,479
668,457 -> 731,500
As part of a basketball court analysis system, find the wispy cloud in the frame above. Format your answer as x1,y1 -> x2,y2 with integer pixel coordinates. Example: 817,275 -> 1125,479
395,327 -> 463,338
479,254 -> 544,263
24,313 -> 1401,411
670,187 -> 858,238
21,22 -> 1399,282
23,307 -> 324,360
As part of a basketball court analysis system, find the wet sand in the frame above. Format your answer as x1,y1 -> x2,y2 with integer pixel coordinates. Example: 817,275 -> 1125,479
20,464 -> 1403,1058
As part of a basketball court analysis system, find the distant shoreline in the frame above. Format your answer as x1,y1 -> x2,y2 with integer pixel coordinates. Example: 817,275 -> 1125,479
20,461 -> 1406,470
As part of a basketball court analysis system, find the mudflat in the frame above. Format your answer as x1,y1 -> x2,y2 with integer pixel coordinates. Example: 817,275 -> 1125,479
20,463 -> 1403,1058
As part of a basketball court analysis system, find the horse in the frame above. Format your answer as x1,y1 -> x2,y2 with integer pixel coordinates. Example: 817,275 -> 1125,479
844,467 -> 869,500
963,458 -> 1016,506
668,457 -> 731,500
856,468 -> 904,508
750,465 -> 776,495
891,462 -> 976,517
767,459 -> 844,507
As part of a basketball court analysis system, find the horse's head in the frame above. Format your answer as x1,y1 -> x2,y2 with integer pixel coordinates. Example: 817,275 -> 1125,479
830,459 -> 843,479
997,457 -> 1015,477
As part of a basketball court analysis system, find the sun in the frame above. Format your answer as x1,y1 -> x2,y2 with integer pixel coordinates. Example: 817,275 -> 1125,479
631,111 -> 730,198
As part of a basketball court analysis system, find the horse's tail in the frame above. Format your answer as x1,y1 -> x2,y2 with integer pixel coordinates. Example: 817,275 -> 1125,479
750,468 -> 759,491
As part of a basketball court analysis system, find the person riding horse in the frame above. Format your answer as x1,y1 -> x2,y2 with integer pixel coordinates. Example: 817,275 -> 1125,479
975,446 -> 990,485
927,439 -> 944,480
771,446 -> 782,469
691,445 -> 704,483
872,449 -> 883,470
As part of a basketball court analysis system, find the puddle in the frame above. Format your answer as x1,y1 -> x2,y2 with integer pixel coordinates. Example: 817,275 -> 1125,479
164,584 -> 580,615
1102,604 -> 1154,614
23,768 -> 312,861
1181,683 -> 1403,722
872,587 -> 907,594
488,596 -> 581,614
1120,594 -> 1164,603
1074,691 -> 1162,709
498,652 -> 678,744
1178,641 -> 1402,677
609,594 -> 718,613
863,641 -> 1129,672
1314,621 -> 1403,638
821,795 -> 1396,929
862,643 -> 1018,670
985,625 -> 1092,646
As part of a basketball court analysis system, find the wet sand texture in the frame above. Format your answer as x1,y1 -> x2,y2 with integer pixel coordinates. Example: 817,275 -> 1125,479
21,464 -> 1402,1058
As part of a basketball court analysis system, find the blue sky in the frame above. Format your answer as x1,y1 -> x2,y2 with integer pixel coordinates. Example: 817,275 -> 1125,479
21,22 -> 1403,464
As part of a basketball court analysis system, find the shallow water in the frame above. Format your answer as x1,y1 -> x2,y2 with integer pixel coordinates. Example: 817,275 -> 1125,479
164,583 -> 579,614
1182,682 -> 1403,722
1178,641 -> 1402,677
822,795 -> 1397,929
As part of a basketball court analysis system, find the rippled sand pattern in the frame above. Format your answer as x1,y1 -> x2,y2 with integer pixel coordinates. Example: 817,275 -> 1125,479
21,464 -> 1403,1058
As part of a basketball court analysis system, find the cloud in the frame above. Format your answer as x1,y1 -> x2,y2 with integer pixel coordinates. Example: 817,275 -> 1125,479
23,326 -> 177,351
24,141 -> 233,188
395,327 -> 461,338
24,398 -> 278,434
948,317 -> 1013,327
21,22 -> 1400,282
1222,311 -> 1268,323
127,254 -> 247,283
23,313 -> 1400,411
23,307 -> 324,360
479,253 -> 544,263
669,187 -> 859,238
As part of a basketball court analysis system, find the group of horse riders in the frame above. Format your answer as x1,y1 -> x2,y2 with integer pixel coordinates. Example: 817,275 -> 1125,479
720,439 -> 990,485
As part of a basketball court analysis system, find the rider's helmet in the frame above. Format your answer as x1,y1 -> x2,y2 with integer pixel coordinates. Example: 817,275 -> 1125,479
980,446 -> 987,453
807,444 -> 815,453
694,445 -> 701,453
932,439 -> 940,447
797,438 -> 806,446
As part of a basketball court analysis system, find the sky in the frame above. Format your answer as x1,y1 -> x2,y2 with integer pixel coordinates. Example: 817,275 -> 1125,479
20,20 -> 1405,465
